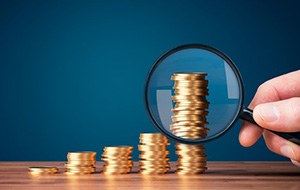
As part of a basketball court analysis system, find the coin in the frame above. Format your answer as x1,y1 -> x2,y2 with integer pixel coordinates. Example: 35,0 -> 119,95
174,88 -> 209,94
28,166 -> 58,175
173,102 -> 209,110
67,151 -> 96,160
171,73 -> 207,80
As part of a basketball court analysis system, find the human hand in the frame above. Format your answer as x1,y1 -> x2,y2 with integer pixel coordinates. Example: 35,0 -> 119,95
239,70 -> 300,166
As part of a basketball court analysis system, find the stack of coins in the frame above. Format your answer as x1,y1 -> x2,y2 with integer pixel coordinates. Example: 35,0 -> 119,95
101,146 -> 133,174
171,72 -> 209,174
138,133 -> 170,174
170,72 -> 209,139
65,151 -> 96,175
28,166 -> 58,175
175,143 -> 207,174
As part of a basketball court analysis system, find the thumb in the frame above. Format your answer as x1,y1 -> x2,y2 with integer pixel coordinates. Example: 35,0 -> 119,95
253,97 -> 300,132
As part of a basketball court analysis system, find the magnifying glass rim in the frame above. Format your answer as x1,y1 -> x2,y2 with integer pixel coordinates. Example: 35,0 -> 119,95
144,44 -> 244,144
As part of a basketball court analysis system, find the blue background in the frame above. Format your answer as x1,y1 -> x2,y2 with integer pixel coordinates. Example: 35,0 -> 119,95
0,0 -> 299,161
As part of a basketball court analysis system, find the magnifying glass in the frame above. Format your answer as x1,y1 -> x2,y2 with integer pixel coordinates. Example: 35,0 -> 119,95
145,44 -> 300,145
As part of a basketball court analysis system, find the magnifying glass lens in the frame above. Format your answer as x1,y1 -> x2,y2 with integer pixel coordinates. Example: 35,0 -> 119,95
145,45 -> 243,143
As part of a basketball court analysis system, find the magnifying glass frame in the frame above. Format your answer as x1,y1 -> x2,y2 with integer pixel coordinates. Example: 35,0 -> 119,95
144,44 -> 244,144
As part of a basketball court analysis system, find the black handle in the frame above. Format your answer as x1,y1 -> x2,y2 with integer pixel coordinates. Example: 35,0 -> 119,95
240,107 -> 300,146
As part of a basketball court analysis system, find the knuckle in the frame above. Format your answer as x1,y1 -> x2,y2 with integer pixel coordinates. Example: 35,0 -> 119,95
291,146 -> 300,161
288,98 -> 300,127
257,81 -> 274,95
263,132 -> 276,152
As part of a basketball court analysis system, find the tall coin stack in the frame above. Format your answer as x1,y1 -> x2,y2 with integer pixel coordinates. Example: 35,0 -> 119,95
138,133 -> 170,174
65,152 -> 97,174
171,72 -> 209,174
101,146 -> 133,174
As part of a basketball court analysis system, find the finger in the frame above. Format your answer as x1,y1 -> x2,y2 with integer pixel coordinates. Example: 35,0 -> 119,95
239,121 -> 263,147
249,70 -> 300,109
253,97 -> 300,132
263,130 -> 300,161
291,159 -> 300,167
239,70 -> 300,147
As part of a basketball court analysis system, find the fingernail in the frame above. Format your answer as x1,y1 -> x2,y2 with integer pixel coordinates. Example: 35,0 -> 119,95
280,145 -> 294,158
257,104 -> 279,122
291,159 -> 300,167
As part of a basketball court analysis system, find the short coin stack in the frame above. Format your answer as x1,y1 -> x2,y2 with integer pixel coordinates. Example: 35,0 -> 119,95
139,133 -> 170,174
65,152 -> 96,175
170,72 -> 209,174
28,166 -> 58,175
175,143 -> 207,174
101,146 -> 133,174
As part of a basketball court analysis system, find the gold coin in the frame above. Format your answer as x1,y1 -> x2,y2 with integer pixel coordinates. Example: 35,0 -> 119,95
67,151 -> 96,160
171,73 -> 207,80
103,165 -> 132,169
174,79 -> 208,84
139,138 -> 169,144
102,171 -> 131,174
172,117 -> 207,123
139,155 -> 169,160
173,133 -> 206,139
140,168 -> 169,174
176,148 -> 206,153
139,141 -> 169,146
139,151 -> 169,158
174,103 -> 209,110
64,163 -> 94,168
172,72 -> 207,76
140,167 -> 170,171
104,146 -> 133,151
28,166 -> 58,172
66,160 -> 96,166
103,160 -> 133,165
172,120 -> 208,125
173,131 -> 207,136
103,166 -> 131,173
172,95 -> 208,102
138,145 -> 168,151
173,81 -> 208,86
102,151 -> 132,156
140,160 -> 169,165
65,171 -> 93,175
171,128 -> 209,135
172,109 -> 208,115
171,125 -> 208,131
176,150 -> 206,155
178,161 -> 207,167
101,156 -> 132,161
177,157 -> 207,162
176,169 -> 207,175
140,133 -> 167,139
103,148 -> 132,152
171,123 -> 208,129
67,166 -> 96,171
174,90 -> 209,96
173,84 -> 208,89
172,116 -> 207,123
28,167 -> 58,175
176,143 -> 205,148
